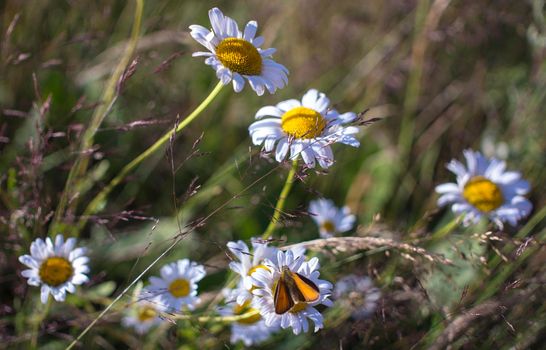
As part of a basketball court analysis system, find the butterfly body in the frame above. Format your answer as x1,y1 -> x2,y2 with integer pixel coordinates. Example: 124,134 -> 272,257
274,266 -> 320,314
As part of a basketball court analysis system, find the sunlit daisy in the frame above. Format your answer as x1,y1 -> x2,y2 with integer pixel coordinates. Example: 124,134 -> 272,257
228,238 -> 306,305
435,149 -> 532,228
122,296 -> 165,334
189,7 -> 288,95
309,198 -> 356,238
248,89 -> 360,168
147,259 -> 206,311
19,234 -> 89,304
334,274 -> 381,320
250,250 -> 333,335
218,288 -> 278,346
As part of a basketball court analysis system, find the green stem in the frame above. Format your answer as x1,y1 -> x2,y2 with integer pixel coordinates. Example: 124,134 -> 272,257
426,215 -> 461,243
76,81 -> 224,232
171,309 -> 260,323
50,0 -> 144,235
30,297 -> 51,349
397,0 -> 430,162
262,159 -> 298,239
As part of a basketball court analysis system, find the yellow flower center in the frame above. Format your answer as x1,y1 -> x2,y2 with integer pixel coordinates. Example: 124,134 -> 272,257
39,257 -> 73,287
168,278 -> 191,298
290,302 -> 308,314
137,306 -> 157,322
281,107 -> 327,139
320,220 -> 335,233
233,300 -> 262,325
216,38 -> 262,75
462,176 -> 504,212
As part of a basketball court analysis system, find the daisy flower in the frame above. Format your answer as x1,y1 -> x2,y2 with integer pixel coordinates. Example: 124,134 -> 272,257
227,238 -> 306,305
309,198 -> 356,238
435,149 -> 532,228
146,259 -> 206,311
227,238 -> 278,305
218,287 -> 278,346
248,89 -> 360,168
122,296 -> 166,334
189,7 -> 288,95
334,274 -> 381,320
250,250 -> 333,335
19,234 -> 89,304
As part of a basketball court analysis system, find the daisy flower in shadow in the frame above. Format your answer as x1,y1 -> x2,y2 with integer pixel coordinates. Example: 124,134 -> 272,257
309,198 -> 356,238
249,89 -> 360,168
19,234 -> 89,303
146,259 -> 206,311
250,250 -> 333,335
190,7 -> 288,95
435,149 -> 532,228
218,287 -> 279,346
122,296 -> 166,334
334,274 -> 381,320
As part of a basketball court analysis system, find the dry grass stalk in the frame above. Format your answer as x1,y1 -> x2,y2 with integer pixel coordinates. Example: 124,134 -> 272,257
283,236 -> 453,265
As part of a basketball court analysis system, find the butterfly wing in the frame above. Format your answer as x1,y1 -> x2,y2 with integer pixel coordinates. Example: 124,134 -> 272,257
291,272 -> 320,303
274,275 -> 295,314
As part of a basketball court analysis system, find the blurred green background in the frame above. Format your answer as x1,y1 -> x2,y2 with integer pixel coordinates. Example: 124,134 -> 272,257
1,0 -> 545,349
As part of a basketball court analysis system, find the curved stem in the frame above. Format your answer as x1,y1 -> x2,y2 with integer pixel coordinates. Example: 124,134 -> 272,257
50,0 -> 144,235
262,159 -> 298,239
77,81 -> 224,232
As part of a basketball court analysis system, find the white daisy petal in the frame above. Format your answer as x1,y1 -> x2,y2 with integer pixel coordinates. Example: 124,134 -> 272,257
438,193 -> 462,207
275,138 -> 290,161
301,89 -> 319,108
276,99 -> 301,112
435,183 -> 459,194
337,112 -> 357,123
54,234 -> 64,255
255,105 -> 283,119
312,143 -> 334,168
243,21 -> 258,41
71,274 -> 89,285
19,255 -> 39,269
209,7 -> 226,37
259,48 -> 277,56
232,73 -> 245,92
224,17 -> 240,38
40,285 -> 50,303
252,36 -> 264,47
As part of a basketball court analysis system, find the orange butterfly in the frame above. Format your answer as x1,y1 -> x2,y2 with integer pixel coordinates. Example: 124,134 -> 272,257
274,266 -> 320,314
